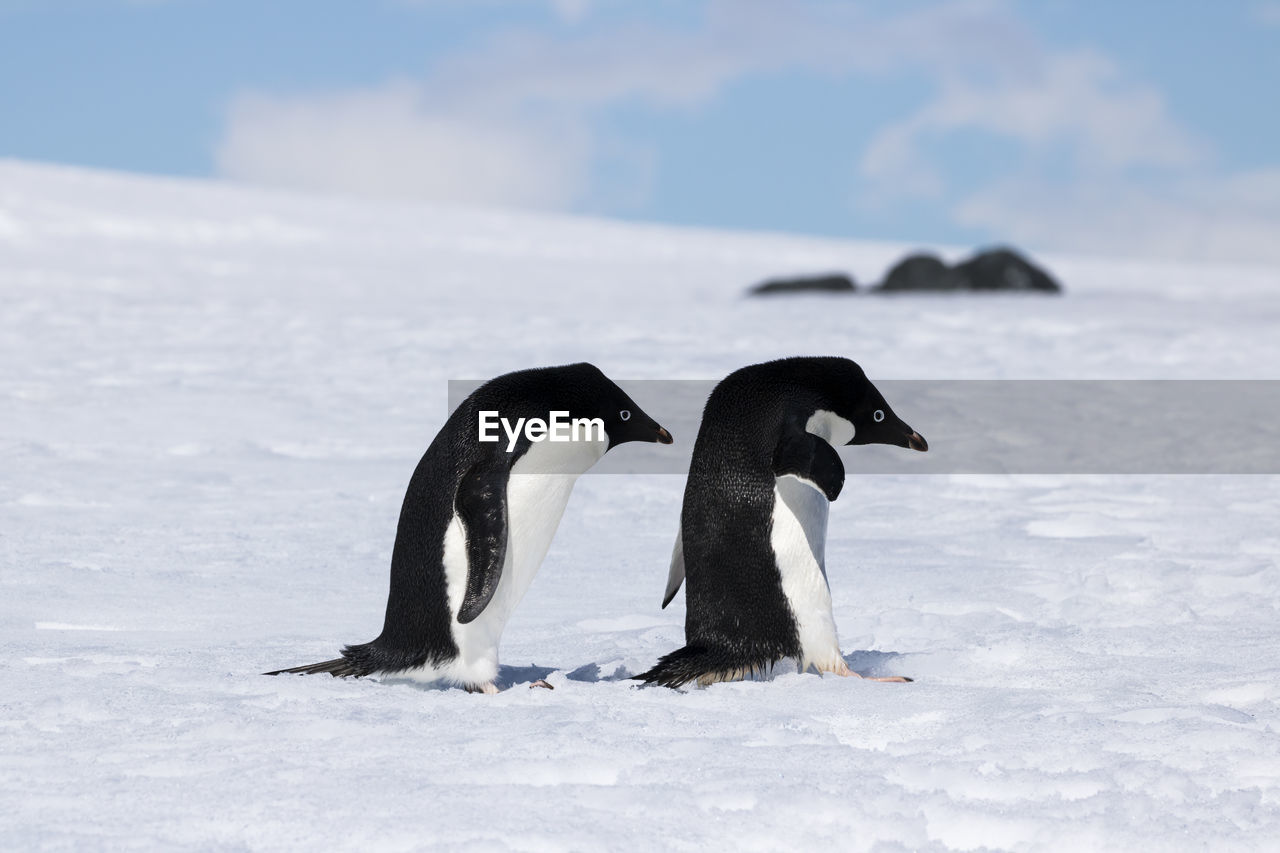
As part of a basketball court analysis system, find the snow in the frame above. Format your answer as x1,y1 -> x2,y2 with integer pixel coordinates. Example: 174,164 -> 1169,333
3,159 -> 1280,850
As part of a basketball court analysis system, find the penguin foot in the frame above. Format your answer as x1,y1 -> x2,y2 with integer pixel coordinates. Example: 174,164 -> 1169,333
529,679 -> 554,690
821,658 -> 854,677
465,682 -> 500,695
823,659 -> 912,683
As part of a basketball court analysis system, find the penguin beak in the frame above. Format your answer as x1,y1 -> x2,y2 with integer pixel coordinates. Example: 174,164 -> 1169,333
607,421 -> 672,450
908,431 -> 928,452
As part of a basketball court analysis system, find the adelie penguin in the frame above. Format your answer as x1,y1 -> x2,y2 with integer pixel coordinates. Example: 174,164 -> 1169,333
637,356 -> 926,688
267,363 -> 672,694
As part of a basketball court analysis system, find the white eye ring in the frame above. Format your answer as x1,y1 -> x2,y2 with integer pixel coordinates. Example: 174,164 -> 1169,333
873,409 -> 885,423
619,409 -> 631,421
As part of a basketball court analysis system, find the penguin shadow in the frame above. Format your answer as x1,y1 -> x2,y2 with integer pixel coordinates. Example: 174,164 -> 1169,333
382,657 -> 907,691
495,664 -> 558,689
493,662 -> 633,690
376,664 -> 559,692
565,662 -> 633,683
842,650 -> 913,682
491,662 -> 635,689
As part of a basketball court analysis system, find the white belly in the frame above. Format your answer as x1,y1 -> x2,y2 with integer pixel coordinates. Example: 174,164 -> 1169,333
771,475 -> 843,672
401,436 -> 606,688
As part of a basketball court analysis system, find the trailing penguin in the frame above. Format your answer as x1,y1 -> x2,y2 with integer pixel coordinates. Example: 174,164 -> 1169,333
267,362 -> 672,694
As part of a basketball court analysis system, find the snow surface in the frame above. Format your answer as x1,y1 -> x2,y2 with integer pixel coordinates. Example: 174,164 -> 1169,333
3,159 -> 1280,850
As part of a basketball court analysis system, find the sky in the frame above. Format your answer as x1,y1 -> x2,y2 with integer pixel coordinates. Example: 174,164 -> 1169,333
2,0 -> 1279,263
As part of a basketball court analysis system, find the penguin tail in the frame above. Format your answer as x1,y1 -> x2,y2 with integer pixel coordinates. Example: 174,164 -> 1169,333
263,639 -> 435,678
634,645 -> 774,689
263,652 -> 372,678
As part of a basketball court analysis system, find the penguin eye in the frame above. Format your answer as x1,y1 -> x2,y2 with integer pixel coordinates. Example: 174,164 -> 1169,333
873,409 -> 885,423
619,409 -> 631,422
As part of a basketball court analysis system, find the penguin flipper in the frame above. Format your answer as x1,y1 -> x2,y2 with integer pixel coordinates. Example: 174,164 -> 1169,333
661,526 -> 684,609
773,425 -> 845,501
455,462 -> 509,624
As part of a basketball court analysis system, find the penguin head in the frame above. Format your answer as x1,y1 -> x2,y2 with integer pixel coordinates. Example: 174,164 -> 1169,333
537,363 -> 673,451
794,357 -> 927,452
844,379 -> 928,452
594,378 -> 674,451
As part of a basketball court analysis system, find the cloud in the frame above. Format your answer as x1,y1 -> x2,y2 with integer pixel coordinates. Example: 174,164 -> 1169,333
860,49 -> 1204,192
424,0 -> 1043,112
216,85 -> 593,209
847,7 -> 1280,264
548,0 -> 592,25
215,0 -> 1037,210
954,169 -> 1280,265
1254,2 -> 1280,26
212,0 -> 1280,263
389,0 -> 597,26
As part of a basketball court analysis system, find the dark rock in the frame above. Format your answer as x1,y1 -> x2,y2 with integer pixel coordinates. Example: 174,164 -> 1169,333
750,273 -> 857,296
954,247 -> 1061,292
877,253 -> 964,292
874,247 -> 1062,293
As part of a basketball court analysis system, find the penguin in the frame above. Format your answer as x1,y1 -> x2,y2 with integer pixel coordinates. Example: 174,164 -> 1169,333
637,356 -> 926,688
267,363 -> 673,694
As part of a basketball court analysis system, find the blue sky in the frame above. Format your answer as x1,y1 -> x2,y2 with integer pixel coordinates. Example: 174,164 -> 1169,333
2,0 -> 1279,262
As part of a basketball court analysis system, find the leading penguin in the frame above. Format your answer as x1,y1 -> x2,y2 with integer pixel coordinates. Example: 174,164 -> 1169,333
267,363 -> 672,694
637,356 -> 926,688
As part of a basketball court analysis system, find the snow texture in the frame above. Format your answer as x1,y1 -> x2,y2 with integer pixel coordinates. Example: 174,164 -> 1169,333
3,159 -> 1280,851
